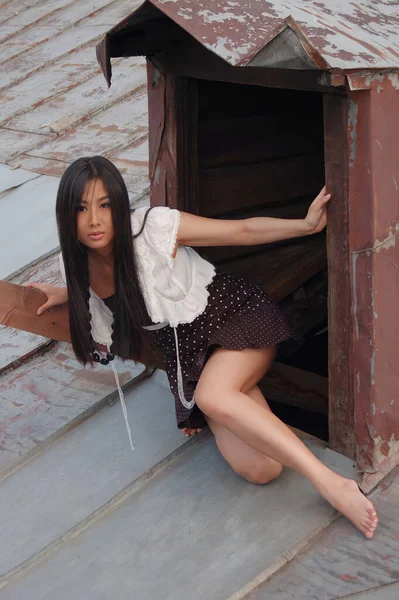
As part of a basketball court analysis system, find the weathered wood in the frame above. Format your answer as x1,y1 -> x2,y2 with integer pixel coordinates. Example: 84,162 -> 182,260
324,94 -> 355,459
180,77 -> 199,213
153,36 -> 345,95
218,234 -> 326,302
198,78 -> 322,119
0,281 -> 71,343
147,61 -> 183,209
199,153 -> 325,216
259,363 -> 328,414
198,112 -> 323,169
279,270 -> 328,337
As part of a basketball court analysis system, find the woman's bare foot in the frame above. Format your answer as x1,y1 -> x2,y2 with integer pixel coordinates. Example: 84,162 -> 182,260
318,473 -> 378,539
182,427 -> 202,437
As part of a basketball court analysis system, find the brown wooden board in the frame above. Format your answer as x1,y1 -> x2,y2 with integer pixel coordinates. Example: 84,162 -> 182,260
179,77 -> 200,214
323,93 -> 355,460
0,281 -> 71,343
197,79 -> 322,120
147,62 -> 184,210
259,363 -> 328,414
279,270 -> 328,337
216,234 -> 327,302
199,152 -> 325,216
198,112 -> 323,169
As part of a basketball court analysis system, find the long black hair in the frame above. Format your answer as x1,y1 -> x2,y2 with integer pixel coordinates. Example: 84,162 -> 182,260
56,156 -> 152,365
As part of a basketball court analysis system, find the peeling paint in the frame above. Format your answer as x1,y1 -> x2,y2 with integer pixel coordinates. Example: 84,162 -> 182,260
371,348 -> 376,386
373,434 -> 399,462
100,0 -> 399,75
373,223 -> 399,254
352,253 -> 359,339
348,99 -> 358,167
388,72 -> 399,90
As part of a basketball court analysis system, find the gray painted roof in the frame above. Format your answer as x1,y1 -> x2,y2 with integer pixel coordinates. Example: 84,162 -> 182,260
0,0 -> 150,468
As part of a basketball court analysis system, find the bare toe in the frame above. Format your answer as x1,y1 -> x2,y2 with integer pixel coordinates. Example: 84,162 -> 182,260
320,477 -> 378,539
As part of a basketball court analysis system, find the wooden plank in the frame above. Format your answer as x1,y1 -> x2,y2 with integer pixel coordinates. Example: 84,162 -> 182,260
0,281 -> 71,343
199,112 -> 323,169
324,94 -> 355,459
259,363 -> 328,414
180,77 -> 199,213
217,234 -> 327,302
199,153 -> 325,216
147,63 -> 185,210
198,79 -> 320,120
279,270 -> 328,337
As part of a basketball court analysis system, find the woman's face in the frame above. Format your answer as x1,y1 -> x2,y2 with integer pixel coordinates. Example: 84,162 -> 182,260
77,178 -> 115,251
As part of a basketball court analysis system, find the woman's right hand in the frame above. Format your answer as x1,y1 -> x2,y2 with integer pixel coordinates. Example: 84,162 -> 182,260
26,283 -> 68,316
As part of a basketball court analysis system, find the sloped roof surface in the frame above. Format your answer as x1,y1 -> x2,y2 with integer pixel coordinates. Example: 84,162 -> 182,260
100,0 -> 399,71
0,0 -> 150,471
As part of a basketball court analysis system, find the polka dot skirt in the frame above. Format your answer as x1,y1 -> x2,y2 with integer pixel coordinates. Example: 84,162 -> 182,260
149,270 -> 295,430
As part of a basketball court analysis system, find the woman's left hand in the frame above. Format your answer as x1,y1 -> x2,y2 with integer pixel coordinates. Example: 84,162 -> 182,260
304,186 -> 331,234
182,427 -> 203,437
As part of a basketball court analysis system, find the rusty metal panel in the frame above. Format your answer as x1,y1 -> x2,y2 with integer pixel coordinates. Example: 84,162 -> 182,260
0,0 -> 136,64
347,75 -> 399,476
0,341 -> 140,474
20,89 -> 148,163
0,0 -> 44,25
112,137 -> 150,198
99,0 -> 399,82
0,164 -> 39,192
1,0 -> 69,30
0,25 -> 109,91
0,129 -> 52,163
0,328 -> 51,373
4,57 -> 146,134
83,0 -> 143,26
0,45 -> 102,127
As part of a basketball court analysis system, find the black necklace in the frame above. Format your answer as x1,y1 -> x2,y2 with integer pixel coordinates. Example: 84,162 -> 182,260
91,351 -> 115,366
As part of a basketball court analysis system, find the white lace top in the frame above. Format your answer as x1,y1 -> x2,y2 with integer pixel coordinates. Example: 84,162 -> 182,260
59,206 -> 216,340
59,206 -> 216,448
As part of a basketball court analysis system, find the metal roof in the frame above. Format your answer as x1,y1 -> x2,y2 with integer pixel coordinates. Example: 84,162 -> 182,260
0,0 -> 150,471
1,0 -> 150,281
97,0 -> 399,85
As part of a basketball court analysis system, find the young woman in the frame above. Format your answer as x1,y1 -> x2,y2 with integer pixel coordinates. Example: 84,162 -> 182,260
30,155 -> 378,539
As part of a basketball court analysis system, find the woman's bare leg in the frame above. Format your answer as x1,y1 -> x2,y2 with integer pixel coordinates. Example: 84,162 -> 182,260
205,385 -> 283,484
194,346 -> 378,539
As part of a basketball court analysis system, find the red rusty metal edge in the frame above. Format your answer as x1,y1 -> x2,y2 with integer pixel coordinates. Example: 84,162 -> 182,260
346,70 -> 398,91
96,0 -> 148,86
285,16 -> 330,71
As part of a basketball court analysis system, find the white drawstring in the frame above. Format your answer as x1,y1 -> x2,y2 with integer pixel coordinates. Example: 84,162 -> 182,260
173,327 -> 195,410
105,324 -> 194,451
110,360 -> 134,451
